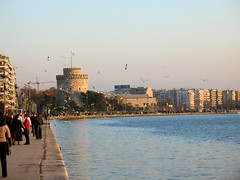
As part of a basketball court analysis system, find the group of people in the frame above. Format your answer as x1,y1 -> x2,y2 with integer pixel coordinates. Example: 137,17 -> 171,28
0,111 -> 45,178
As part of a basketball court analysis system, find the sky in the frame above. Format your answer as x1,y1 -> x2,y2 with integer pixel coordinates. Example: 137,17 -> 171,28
0,0 -> 240,92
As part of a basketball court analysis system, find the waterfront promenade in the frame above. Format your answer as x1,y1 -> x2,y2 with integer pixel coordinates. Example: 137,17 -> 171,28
5,123 -> 68,180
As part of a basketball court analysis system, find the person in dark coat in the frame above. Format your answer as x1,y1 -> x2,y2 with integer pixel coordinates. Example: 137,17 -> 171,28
12,114 -> 24,145
0,112 -> 11,177
35,113 -> 44,140
31,114 -> 37,137
5,115 -> 13,145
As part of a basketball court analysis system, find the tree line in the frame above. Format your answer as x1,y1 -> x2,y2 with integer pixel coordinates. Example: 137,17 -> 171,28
20,87 -> 240,115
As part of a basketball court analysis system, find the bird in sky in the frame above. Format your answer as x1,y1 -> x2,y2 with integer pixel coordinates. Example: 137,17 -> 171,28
125,64 -> 128,70
202,79 -> 209,82
140,77 -> 150,83
44,69 -> 47,72
164,75 -> 170,79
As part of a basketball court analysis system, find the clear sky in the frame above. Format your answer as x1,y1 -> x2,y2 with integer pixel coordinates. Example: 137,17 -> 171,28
1,0 -> 239,91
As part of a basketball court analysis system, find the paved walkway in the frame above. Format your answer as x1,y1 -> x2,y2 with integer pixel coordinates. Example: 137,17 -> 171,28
2,123 -> 68,180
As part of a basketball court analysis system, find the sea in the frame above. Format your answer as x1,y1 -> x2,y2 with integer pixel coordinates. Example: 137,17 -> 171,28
51,114 -> 240,180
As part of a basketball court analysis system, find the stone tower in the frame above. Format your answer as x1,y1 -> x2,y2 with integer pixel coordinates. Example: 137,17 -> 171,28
56,68 -> 88,105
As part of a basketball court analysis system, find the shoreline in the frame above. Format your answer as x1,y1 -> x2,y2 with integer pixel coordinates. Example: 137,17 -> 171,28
40,123 -> 69,179
49,111 -> 237,120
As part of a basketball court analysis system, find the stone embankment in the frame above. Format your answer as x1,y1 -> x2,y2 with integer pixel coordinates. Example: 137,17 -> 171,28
49,111 -> 235,120
7,123 -> 68,180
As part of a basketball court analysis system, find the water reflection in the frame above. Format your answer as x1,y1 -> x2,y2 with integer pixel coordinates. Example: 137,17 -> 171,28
52,114 -> 240,179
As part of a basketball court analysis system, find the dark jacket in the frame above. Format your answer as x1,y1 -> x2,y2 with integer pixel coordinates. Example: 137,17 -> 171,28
31,116 -> 38,126
36,115 -> 44,126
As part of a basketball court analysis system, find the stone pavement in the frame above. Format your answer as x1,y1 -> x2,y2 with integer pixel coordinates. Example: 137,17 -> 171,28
2,123 -> 69,180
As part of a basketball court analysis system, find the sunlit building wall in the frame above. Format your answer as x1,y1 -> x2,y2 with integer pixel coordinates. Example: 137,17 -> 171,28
0,54 -> 18,113
176,89 -> 195,110
56,68 -> 88,105
210,89 -> 217,109
217,90 -> 223,108
235,91 -> 240,104
122,94 -> 157,110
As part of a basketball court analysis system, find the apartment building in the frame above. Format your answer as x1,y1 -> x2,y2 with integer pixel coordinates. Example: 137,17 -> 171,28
194,89 -> 203,111
176,89 -> 195,110
153,89 -> 195,110
0,54 -> 18,113
210,89 -> 217,109
153,89 -> 172,104
217,90 -> 223,108
222,90 -> 236,104
235,91 -> 240,104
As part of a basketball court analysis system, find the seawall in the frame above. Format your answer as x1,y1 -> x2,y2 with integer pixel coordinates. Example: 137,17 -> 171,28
40,123 -> 69,179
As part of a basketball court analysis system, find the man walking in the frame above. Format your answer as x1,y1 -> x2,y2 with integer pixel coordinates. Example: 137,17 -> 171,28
35,113 -> 44,139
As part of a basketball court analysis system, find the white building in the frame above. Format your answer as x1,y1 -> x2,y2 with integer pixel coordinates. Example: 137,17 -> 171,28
56,68 -> 88,105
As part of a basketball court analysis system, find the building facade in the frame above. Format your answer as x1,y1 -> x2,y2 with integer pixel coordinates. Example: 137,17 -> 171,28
56,68 -> 88,105
194,89 -> 210,111
236,91 -> 240,104
210,89 -> 217,109
222,90 -> 236,104
114,85 -> 153,97
112,85 -> 156,110
0,54 -> 18,113
122,94 -> 157,110
153,89 -> 172,104
176,89 -> 195,110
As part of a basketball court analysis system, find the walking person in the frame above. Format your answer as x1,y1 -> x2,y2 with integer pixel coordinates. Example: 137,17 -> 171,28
13,114 -> 24,145
5,115 -> 13,145
0,112 -> 11,178
31,114 -> 37,137
35,113 -> 44,140
23,114 -> 31,145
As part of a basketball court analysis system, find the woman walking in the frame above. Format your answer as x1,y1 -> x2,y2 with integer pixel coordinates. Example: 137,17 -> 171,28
0,112 -> 11,178
13,114 -> 24,145
24,114 -> 31,145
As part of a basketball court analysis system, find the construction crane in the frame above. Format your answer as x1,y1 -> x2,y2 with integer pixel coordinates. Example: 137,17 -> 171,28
31,77 -> 56,93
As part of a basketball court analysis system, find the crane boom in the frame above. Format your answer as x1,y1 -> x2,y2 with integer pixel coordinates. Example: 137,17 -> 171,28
30,81 -> 56,93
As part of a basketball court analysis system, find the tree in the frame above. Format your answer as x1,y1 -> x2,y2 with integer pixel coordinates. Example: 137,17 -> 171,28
80,91 -> 107,113
20,86 -> 57,113
223,100 -> 236,110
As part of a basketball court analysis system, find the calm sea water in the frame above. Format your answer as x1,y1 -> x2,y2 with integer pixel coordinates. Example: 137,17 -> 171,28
51,114 -> 240,180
